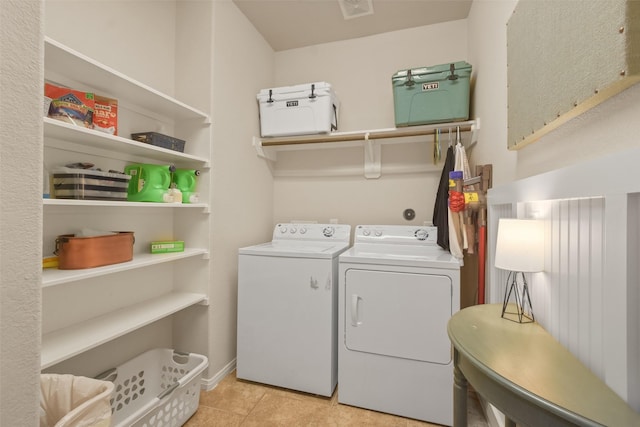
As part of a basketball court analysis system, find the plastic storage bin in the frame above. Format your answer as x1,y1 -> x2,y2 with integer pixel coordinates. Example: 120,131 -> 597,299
392,61 -> 472,126
40,374 -> 114,427
97,348 -> 208,427
52,167 -> 131,201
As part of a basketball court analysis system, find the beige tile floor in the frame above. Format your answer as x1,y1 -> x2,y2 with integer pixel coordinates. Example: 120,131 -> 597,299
184,370 -> 489,427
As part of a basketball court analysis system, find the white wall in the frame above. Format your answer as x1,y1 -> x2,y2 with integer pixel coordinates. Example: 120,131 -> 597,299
466,0 -> 517,186
0,1 -> 43,425
275,20 -> 468,132
45,0 -> 177,96
208,0 -> 275,379
468,0 -> 640,184
271,21 -> 469,228
468,0 -> 640,410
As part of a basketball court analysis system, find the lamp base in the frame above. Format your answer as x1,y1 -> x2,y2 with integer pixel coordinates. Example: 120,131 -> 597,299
501,271 -> 534,323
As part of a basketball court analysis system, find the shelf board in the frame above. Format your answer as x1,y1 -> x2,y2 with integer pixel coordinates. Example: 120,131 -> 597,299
44,118 -> 209,166
45,37 -> 209,122
41,292 -> 207,369
43,198 -> 208,209
254,119 -> 479,179
42,248 -> 208,288
257,120 -> 476,148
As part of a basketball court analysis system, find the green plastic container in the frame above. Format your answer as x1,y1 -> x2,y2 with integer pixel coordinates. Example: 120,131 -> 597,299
172,169 -> 200,203
124,163 -> 173,202
392,61 -> 472,127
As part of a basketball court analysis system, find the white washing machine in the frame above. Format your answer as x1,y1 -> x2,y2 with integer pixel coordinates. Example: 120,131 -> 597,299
338,225 -> 461,426
237,223 -> 351,397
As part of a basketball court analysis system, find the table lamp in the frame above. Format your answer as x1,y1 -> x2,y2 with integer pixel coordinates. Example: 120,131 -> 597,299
495,218 -> 544,323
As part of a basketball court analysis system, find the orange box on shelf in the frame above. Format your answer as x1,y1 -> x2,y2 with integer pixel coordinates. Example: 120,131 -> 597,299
44,82 -> 95,128
94,95 -> 118,135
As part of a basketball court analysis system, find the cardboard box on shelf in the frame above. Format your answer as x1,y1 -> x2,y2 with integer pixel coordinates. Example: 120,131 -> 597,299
131,132 -> 185,152
45,82 -> 95,128
94,95 -> 118,135
150,240 -> 185,254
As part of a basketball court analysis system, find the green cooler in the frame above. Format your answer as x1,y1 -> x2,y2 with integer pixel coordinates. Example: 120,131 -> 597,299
392,61 -> 472,127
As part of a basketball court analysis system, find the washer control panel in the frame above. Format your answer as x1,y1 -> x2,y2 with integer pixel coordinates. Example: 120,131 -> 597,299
273,223 -> 351,242
354,225 -> 438,245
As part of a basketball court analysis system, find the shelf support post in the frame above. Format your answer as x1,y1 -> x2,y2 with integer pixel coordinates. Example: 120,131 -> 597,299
470,117 -> 480,148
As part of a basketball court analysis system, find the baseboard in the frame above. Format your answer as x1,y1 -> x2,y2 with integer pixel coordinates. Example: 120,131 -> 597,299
479,395 -> 504,427
200,358 -> 236,391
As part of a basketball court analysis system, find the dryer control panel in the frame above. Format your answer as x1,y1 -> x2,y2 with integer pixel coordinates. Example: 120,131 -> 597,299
273,223 -> 351,243
354,225 -> 438,245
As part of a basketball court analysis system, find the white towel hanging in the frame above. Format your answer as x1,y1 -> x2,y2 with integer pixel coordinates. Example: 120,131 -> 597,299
452,127 -> 471,254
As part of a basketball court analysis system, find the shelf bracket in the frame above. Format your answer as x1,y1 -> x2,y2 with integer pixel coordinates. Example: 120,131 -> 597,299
468,117 -> 480,149
253,136 -> 277,162
363,133 -> 381,179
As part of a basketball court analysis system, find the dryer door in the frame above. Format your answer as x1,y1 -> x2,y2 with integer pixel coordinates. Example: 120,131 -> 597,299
344,269 -> 452,364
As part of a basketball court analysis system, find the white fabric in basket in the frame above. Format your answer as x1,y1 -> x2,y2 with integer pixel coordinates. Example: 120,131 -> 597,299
40,374 -> 114,427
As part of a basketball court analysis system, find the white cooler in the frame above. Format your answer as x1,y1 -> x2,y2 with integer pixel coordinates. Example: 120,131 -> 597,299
257,82 -> 339,137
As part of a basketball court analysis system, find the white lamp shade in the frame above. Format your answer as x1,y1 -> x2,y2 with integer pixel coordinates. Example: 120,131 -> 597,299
495,218 -> 545,272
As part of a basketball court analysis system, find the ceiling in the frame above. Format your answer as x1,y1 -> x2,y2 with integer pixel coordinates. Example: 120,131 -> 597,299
232,0 -> 474,51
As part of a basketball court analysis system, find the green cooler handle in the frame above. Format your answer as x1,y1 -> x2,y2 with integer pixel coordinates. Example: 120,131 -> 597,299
404,69 -> 415,87
448,63 -> 459,80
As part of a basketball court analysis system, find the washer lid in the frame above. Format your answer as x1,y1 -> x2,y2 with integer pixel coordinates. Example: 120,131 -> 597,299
239,240 -> 350,259
340,243 -> 461,269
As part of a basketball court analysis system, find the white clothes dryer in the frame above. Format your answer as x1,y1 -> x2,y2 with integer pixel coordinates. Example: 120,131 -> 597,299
338,225 -> 461,425
237,223 -> 351,397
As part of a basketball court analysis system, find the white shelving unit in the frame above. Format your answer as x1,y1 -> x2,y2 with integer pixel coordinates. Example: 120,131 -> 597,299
42,37 -> 211,370
253,119 -> 479,178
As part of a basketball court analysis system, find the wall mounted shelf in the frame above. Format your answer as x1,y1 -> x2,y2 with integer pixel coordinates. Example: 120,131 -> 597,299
253,119 -> 479,178
45,37 -> 209,122
45,118 -> 210,168
41,292 -> 208,369
43,198 -> 209,212
42,249 -> 209,288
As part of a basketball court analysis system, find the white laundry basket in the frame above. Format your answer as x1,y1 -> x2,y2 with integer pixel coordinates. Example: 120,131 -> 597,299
97,348 -> 208,427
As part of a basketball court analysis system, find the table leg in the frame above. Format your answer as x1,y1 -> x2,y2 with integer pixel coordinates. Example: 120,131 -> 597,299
453,349 -> 468,427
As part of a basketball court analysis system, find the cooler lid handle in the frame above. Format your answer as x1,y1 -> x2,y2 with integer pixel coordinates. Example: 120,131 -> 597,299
448,63 -> 459,81
404,69 -> 415,87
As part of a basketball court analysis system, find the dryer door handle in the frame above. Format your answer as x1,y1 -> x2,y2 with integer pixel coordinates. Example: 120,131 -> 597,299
351,294 -> 362,327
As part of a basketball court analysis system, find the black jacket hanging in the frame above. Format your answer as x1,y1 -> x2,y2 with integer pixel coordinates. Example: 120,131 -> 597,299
433,146 -> 455,251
